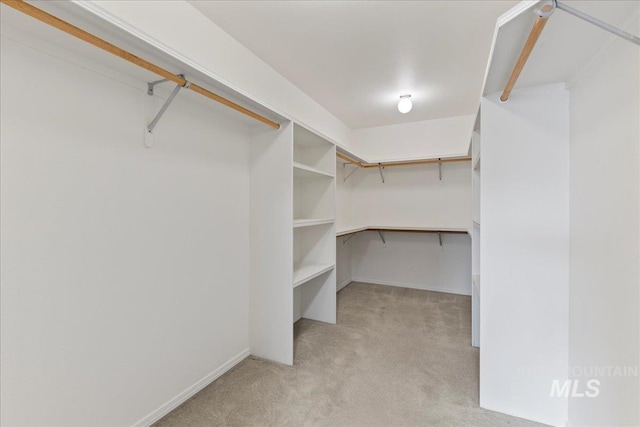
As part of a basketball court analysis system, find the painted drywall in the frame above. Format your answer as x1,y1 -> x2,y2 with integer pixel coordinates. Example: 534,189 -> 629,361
350,114 -> 475,161
75,0 -> 354,152
336,160 -> 471,295
336,161 -> 354,290
567,10 -> 640,426
0,30 -> 251,426
480,83 -> 570,427
351,232 -> 471,295
350,161 -> 472,229
250,123 -> 294,366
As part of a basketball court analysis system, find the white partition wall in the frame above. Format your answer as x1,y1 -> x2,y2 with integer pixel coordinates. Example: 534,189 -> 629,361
250,122 -> 294,366
568,10 -> 640,425
471,128 -> 481,348
480,83 -> 570,427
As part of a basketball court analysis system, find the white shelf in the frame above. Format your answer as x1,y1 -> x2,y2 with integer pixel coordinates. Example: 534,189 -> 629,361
336,225 -> 369,237
293,162 -> 334,179
293,261 -> 335,288
293,218 -> 334,228
336,224 -> 468,237
473,219 -> 481,227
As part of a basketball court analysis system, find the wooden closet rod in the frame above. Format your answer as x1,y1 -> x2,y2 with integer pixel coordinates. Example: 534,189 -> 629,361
362,156 -> 471,168
1,0 -> 281,130
500,5 -> 553,102
337,152 -> 471,168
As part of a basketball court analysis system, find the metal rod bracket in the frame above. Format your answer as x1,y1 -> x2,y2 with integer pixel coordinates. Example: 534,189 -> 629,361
556,1 -> 640,46
344,163 -> 359,182
378,164 -> 385,184
342,234 -> 355,245
438,232 -> 443,247
438,159 -> 443,181
535,0 -> 556,18
147,75 -> 188,134
147,78 -> 170,96
377,230 -> 386,245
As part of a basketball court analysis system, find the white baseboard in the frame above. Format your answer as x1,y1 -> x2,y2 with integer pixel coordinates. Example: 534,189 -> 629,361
337,278 -> 352,292
134,348 -> 251,427
351,277 -> 471,296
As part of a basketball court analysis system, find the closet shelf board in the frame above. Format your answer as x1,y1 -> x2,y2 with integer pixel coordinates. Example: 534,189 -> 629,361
293,162 -> 335,179
293,261 -> 335,288
336,225 -> 468,237
293,219 -> 334,228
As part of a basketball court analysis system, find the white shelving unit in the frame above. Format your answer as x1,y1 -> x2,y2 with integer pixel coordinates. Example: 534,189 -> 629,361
292,124 -> 336,326
250,123 -> 337,367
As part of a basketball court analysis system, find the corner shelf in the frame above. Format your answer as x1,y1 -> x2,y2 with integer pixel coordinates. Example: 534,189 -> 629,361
293,218 -> 334,228
293,261 -> 335,288
294,162 -> 334,179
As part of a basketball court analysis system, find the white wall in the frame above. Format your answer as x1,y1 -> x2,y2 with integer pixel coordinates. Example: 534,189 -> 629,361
350,161 -> 472,229
250,123 -> 294,365
0,29 -> 251,427
480,83 -> 570,427
351,232 -> 471,295
568,10 -> 640,426
350,114 -> 475,161
336,161 -> 354,290
73,0 -> 354,152
336,159 -> 472,295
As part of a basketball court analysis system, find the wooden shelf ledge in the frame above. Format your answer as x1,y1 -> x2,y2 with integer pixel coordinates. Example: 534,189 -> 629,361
337,152 -> 471,169
293,219 -> 334,228
336,225 -> 469,237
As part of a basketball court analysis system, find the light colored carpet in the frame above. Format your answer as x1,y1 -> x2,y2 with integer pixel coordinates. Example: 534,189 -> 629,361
155,282 -> 545,426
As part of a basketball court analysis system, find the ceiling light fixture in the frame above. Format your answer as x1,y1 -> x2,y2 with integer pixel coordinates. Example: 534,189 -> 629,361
398,94 -> 412,114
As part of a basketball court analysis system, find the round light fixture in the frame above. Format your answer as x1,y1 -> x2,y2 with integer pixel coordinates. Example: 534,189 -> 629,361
398,94 -> 412,114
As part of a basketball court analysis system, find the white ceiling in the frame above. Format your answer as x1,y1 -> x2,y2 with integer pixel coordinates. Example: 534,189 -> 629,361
189,1 -> 517,129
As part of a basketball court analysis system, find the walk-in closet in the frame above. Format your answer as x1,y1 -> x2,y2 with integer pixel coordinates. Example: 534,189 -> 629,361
1,1 -> 638,426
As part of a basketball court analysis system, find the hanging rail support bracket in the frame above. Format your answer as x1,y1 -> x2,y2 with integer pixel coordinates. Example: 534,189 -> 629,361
344,163 -> 359,182
438,159 -> 443,181
556,0 -> 640,46
438,232 -> 443,247
147,78 -> 170,96
147,75 -> 190,134
378,163 -> 385,184
342,233 -> 355,245
377,230 -> 386,245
